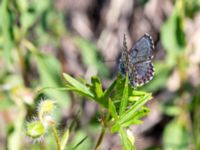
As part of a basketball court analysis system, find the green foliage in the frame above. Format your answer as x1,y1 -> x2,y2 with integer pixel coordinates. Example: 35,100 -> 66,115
191,89 -> 200,150
144,0 -> 189,92
34,52 -> 69,107
0,0 -> 200,149
63,73 -> 152,149
0,0 -> 14,67
72,135 -> 88,150
163,120 -> 190,150
161,9 -> 185,67
60,129 -> 70,150
26,99 -> 70,150
73,37 -> 109,77
26,121 -> 46,138
158,1 -> 200,150
63,73 -> 94,99
119,128 -> 135,150
184,0 -> 200,18
0,0 -> 70,149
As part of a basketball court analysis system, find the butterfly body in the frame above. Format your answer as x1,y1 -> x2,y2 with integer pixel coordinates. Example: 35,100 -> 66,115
119,33 -> 155,87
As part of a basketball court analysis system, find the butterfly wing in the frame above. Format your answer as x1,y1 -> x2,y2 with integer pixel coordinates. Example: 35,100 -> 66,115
129,34 -> 154,64
119,33 -> 155,87
129,61 -> 154,87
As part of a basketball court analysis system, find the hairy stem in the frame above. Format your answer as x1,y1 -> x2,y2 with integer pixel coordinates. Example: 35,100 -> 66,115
51,125 -> 61,150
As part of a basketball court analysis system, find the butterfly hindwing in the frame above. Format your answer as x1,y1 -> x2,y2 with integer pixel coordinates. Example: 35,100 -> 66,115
129,61 -> 154,87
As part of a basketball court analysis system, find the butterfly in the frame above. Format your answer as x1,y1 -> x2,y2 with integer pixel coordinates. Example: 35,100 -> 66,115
119,33 -> 155,87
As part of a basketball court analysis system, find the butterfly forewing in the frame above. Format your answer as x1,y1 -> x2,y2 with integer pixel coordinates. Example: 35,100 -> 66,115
129,33 -> 154,64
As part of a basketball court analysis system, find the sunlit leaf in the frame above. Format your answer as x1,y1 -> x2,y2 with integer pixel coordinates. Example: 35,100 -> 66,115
108,98 -> 118,120
119,128 -> 135,150
119,74 -> 129,115
34,53 -> 69,107
74,37 -> 109,77
163,120 -> 189,150
61,128 -> 69,150
118,94 -> 151,125
63,73 -> 94,98
161,9 -> 186,66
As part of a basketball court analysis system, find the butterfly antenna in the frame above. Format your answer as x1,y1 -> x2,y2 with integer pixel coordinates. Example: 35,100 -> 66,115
123,34 -> 128,52
122,34 -> 130,76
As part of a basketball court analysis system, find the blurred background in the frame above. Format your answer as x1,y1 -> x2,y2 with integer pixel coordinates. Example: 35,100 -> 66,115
0,0 -> 200,149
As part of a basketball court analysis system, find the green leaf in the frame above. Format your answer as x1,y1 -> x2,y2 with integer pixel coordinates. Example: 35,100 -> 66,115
122,119 -> 143,127
89,76 -> 107,107
72,136 -> 88,150
60,128 -> 69,150
185,0 -> 200,18
163,120 -> 189,150
111,107 -> 149,132
0,0 -> 14,67
63,73 -> 94,98
8,103 -> 26,150
108,98 -> 118,120
131,90 -> 149,96
118,94 -> 151,125
163,105 -> 181,116
121,107 -> 150,128
121,107 -> 149,128
64,86 -> 94,98
108,74 -> 126,107
34,53 -> 69,107
119,74 -> 129,115
119,128 -> 135,150
21,11 -> 37,33
103,78 -> 117,100
74,37 -> 109,77
161,9 -> 186,66
111,122 -> 120,133
70,130 -> 91,150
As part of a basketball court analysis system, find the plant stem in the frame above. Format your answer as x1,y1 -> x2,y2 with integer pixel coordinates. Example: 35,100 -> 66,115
51,124 -> 61,150
94,111 -> 110,150
94,126 -> 106,150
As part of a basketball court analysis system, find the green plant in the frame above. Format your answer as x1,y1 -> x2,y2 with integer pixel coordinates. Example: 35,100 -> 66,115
63,73 -> 152,150
26,99 -> 70,150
